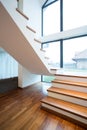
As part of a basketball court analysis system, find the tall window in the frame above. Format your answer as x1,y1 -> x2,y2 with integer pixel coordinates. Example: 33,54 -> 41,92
42,0 -> 60,82
43,41 -> 60,68
63,0 -> 87,30
63,0 -> 87,71
63,37 -> 87,70
42,0 -> 87,82
43,0 -> 60,36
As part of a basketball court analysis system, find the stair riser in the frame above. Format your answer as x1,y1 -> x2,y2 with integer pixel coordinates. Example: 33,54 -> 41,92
48,92 -> 87,107
55,76 -> 87,83
42,103 -> 87,125
52,83 -> 87,93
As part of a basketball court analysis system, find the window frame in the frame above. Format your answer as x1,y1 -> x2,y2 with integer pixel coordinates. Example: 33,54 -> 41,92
41,0 -> 87,82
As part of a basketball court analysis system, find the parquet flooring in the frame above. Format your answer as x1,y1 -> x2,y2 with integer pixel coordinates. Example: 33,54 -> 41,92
0,82 -> 86,130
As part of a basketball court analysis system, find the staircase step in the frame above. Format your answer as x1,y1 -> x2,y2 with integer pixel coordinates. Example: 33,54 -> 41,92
48,87 -> 87,100
40,48 -> 46,52
50,69 -> 58,74
26,25 -> 36,33
55,74 -> 87,83
52,79 -> 87,88
52,79 -> 87,93
34,38 -> 42,44
55,73 -> 87,79
41,97 -> 87,118
41,97 -> 87,127
44,56 -> 50,60
16,8 -> 29,20
47,87 -> 87,106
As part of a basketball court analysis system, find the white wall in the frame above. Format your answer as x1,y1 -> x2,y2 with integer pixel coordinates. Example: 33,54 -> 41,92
18,0 -> 42,87
23,0 -> 41,36
18,64 -> 41,88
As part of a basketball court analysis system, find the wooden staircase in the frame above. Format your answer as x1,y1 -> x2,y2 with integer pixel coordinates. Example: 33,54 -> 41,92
41,73 -> 87,128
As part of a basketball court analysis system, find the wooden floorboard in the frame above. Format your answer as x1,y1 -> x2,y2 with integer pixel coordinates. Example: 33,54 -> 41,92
0,82 -> 86,130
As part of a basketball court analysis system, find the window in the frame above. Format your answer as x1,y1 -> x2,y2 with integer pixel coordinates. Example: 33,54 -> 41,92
43,0 -> 60,36
42,0 -> 87,82
42,0 -> 60,82
63,0 -> 87,72
17,0 -> 23,11
43,42 -> 60,68
63,0 -> 87,30
63,37 -> 87,70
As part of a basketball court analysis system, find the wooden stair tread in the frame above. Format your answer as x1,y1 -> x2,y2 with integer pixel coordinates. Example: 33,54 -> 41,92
41,97 -> 87,119
48,87 -> 87,100
52,79 -> 87,87
50,68 -> 58,71
40,48 -> 46,52
16,8 -> 29,20
55,73 -> 87,78
44,56 -> 50,59
26,26 -> 36,33
34,38 -> 42,43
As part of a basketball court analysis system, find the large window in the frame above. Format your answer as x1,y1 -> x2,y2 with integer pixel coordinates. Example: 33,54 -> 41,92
63,0 -> 87,30
42,0 -> 60,82
43,0 -> 60,36
43,42 -> 60,68
63,37 -> 87,70
42,41 -> 60,82
42,0 -> 87,82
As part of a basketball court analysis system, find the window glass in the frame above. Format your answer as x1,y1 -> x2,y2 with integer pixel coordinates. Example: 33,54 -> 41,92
42,42 -> 60,82
43,42 -> 60,68
17,0 -> 23,11
43,1 -> 60,36
63,0 -> 87,30
42,0 -> 87,82
63,37 -> 87,72
42,1 -> 60,82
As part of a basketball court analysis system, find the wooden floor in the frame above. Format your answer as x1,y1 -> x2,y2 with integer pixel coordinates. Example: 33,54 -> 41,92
0,82 -> 86,130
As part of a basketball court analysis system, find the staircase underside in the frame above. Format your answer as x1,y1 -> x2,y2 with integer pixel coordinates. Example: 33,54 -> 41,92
0,2 -> 51,75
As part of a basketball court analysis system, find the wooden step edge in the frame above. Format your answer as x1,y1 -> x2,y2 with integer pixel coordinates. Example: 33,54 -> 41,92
55,73 -> 87,79
47,87 -> 87,100
52,80 -> 87,88
50,69 -> 58,73
44,57 -> 50,60
41,106 -> 87,129
40,48 -> 46,52
26,26 -> 36,33
34,38 -> 42,44
50,69 -> 58,71
16,8 -> 29,20
41,97 -> 87,119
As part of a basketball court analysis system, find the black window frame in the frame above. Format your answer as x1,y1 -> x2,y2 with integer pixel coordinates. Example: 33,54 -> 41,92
41,0 -> 62,82
41,0 -> 87,82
